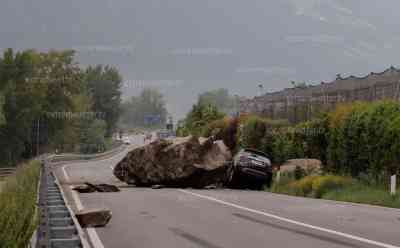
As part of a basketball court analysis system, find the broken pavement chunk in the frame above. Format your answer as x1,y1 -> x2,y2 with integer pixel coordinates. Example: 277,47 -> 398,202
76,208 -> 112,228
72,183 -> 120,193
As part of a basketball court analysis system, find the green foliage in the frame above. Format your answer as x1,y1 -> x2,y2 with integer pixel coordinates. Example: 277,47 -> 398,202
239,116 -> 269,149
86,65 -> 122,136
79,119 -> 108,154
311,175 -> 353,198
0,160 -> 40,247
272,175 -> 353,198
294,166 -> 306,180
327,101 -> 400,177
198,88 -> 237,114
177,103 -> 225,137
0,49 -> 121,165
292,118 -> 329,163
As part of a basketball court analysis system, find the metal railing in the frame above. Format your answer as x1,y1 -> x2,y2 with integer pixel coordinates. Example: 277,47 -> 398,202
0,167 -> 17,179
49,143 -> 126,163
35,162 -> 83,248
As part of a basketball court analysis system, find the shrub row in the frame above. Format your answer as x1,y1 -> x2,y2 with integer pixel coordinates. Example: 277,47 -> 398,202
193,100 -> 400,181
327,101 -> 400,178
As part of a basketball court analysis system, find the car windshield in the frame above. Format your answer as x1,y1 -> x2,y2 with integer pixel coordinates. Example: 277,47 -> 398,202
1,1 -> 399,248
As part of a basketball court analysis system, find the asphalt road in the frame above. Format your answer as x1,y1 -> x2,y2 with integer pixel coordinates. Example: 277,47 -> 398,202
54,136 -> 400,248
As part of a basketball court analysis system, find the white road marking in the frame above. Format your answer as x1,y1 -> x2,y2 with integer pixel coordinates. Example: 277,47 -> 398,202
179,190 -> 400,248
87,228 -> 105,248
62,164 -> 71,182
59,140 -> 144,248
63,165 -> 106,248
70,186 -> 84,211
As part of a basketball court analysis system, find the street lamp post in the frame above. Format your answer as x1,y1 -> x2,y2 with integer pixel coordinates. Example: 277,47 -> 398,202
258,84 -> 264,97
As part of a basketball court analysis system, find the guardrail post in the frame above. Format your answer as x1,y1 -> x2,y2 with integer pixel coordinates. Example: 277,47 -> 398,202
36,162 -> 50,248
390,174 -> 397,196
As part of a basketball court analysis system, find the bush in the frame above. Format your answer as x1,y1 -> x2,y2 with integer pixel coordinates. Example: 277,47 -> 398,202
239,115 -> 270,149
294,166 -> 306,180
327,101 -> 400,177
177,103 -> 225,137
0,160 -> 40,248
288,176 -> 317,196
311,175 -> 353,198
272,175 -> 353,198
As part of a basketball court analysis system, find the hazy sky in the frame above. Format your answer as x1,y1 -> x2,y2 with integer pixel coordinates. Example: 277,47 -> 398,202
1,0 -> 400,119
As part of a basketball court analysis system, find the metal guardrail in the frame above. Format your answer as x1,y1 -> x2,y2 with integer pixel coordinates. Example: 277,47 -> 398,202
0,167 -> 17,179
36,162 -> 82,248
49,143 -> 126,163
33,143 -> 126,247
31,143 -> 126,247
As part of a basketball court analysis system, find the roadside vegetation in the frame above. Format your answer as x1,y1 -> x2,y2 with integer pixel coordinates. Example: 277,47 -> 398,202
0,49 -> 123,166
0,160 -> 40,247
179,95 -> 400,208
270,171 -> 400,208
119,88 -> 168,130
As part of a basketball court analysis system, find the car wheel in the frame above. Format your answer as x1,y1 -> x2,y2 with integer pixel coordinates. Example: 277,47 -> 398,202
226,165 -> 237,187
265,173 -> 272,188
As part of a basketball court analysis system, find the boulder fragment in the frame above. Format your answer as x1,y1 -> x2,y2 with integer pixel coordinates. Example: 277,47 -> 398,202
72,185 -> 96,193
72,183 -> 120,193
113,136 -> 232,188
76,208 -> 112,228
86,183 -> 120,192
280,159 -> 322,174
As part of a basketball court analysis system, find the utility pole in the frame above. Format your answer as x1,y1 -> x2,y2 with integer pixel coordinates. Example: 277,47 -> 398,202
234,94 -> 240,117
258,84 -> 264,97
36,119 -> 40,157
391,174 -> 397,196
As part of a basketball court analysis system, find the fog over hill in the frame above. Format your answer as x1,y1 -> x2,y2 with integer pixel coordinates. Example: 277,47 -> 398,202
1,0 -> 400,119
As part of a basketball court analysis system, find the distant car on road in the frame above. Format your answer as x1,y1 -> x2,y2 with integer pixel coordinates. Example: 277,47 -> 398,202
156,130 -> 175,140
227,148 -> 272,189
122,137 -> 131,145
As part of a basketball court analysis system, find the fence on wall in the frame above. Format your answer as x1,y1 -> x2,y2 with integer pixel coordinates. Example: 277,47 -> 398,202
240,67 -> 400,123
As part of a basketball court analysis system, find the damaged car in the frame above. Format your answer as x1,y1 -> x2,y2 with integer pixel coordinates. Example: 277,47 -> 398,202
227,148 -> 272,190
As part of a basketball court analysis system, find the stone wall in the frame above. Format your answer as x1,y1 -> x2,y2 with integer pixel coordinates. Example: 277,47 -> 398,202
240,67 -> 400,123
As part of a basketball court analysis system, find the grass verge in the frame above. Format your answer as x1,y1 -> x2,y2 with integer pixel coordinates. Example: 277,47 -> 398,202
0,160 -> 41,248
270,173 -> 400,209
322,184 -> 400,208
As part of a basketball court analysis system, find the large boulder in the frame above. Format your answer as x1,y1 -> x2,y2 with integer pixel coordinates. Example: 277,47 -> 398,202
280,159 -> 322,174
113,136 -> 232,188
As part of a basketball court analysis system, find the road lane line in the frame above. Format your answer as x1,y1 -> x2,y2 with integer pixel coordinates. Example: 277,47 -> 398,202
87,228 -> 105,248
62,164 -> 71,182
63,165 -> 106,248
70,186 -> 84,211
179,190 -> 400,248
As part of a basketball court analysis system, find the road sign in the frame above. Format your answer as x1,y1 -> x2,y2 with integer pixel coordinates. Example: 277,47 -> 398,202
144,114 -> 161,125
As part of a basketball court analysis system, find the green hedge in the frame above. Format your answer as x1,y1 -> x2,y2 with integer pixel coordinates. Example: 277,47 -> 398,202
327,101 -> 400,178
0,160 -> 40,248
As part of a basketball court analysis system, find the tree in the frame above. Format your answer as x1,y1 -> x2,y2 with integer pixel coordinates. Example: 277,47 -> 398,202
120,88 -> 167,128
0,48 -> 119,165
198,88 -> 236,114
177,103 -> 225,136
86,65 -> 122,136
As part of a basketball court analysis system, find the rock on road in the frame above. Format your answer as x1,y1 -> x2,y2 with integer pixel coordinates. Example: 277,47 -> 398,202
54,135 -> 400,248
